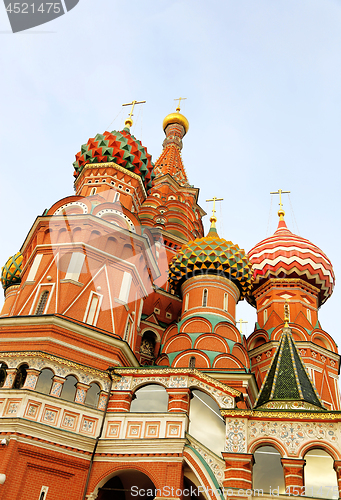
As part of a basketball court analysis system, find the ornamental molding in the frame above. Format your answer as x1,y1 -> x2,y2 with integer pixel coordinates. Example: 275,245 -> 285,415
186,434 -> 225,486
115,367 -> 241,398
221,409 -> 341,421
0,351 -> 110,389
225,418 -> 247,453
248,420 -> 340,457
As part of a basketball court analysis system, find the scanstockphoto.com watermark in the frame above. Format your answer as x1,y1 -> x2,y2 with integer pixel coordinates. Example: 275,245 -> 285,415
3,0 -> 79,33
131,485 -> 340,498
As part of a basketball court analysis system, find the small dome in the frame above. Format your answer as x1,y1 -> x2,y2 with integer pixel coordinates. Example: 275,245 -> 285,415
163,111 -> 189,135
1,252 -> 23,290
247,218 -> 335,306
168,225 -> 253,300
73,129 -> 155,191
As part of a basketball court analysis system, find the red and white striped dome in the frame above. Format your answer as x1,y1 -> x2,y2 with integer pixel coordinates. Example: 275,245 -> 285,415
247,218 -> 335,306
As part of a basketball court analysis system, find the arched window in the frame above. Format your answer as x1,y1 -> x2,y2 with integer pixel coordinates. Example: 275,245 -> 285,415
85,382 -> 101,407
263,308 -> 268,324
90,187 -> 97,195
0,363 -> 7,388
60,375 -> 78,402
130,384 -> 168,413
307,308 -> 312,323
189,356 -> 196,368
189,390 -> 225,456
253,445 -> 285,493
140,331 -> 157,358
13,363 -> 28,389
35,368 -> 54,395
304,449 -> 338,499
35,290 -> 49,315
223,293 -> 228,311
202,289 -> 208,307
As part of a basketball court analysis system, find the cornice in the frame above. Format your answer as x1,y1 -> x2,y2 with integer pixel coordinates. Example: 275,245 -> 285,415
220,409 -> 341,420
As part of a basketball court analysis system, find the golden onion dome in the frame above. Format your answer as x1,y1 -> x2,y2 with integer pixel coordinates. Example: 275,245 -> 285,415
163,111 -> 189,135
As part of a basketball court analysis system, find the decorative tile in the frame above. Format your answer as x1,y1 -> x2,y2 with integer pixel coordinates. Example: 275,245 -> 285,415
98,392 -> 107,410
80,416 -> 98,435
24,401 -> 41,420
75,387 -> 86,404
106,421 -> 122,438
225,419 -> 247,453
144,421 -> 160,438
23,374 -> 38,390
61,411 -> 79,431
50,381 -> 63,397
41,405 -> 60,425
166,421 -> 182,438
4,399 -> 22,416
126,421 -> 143,439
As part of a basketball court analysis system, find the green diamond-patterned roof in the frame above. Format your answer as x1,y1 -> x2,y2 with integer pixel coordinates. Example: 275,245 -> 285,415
255,328 -> 324,409
73,128 -> 155,191
168,227 -> 253,300
1,252 -> 23,290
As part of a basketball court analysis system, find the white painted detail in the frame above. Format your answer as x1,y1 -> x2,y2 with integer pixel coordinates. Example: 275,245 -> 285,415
65,252 -> 85,281
26,254 -> 43,282
84,292 -> 103,326
119,272 -> 132,304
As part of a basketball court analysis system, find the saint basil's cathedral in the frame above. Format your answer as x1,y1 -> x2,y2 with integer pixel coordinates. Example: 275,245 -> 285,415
0,102 -> 340,500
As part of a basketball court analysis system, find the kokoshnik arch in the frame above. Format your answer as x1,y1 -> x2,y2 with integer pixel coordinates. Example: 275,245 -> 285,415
0,103 -> 340,500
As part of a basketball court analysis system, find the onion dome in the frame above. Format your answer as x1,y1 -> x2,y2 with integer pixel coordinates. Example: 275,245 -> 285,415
168,217 -> 253,300
73,128 -> 155,191
247,217 -> 335,306
163,111 -> 189,135
1,252 -> 23,290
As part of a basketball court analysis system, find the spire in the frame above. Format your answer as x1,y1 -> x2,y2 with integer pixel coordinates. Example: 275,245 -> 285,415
254,305 -> 324,410
153,101 -> 190,186
206,197 -> 223,237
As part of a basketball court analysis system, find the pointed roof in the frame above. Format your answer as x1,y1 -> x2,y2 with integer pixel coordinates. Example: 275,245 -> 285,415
154,143 -> 189,186
255,326 -> 324,410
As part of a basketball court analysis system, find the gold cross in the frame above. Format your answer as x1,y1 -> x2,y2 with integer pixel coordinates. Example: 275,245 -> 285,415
174,97 -> 187,112
238,318 -> 248,334
206,197 -> 223,218
122,100 -> 146,127
270,189 -> 290,211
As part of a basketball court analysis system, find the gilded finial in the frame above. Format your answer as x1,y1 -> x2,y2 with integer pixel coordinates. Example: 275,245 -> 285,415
122,99 -> 146,128
270,189 -> 290,220
174,97 -> 187,112
206,197 -> 223,231
284,299 -> 290,327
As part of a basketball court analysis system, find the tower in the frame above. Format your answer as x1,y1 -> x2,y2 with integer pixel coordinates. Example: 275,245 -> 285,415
0,109 -> 340,500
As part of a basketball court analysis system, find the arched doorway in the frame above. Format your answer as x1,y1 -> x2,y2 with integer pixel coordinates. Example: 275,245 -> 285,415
304,448 -> 338,499
96,470 -> 156,500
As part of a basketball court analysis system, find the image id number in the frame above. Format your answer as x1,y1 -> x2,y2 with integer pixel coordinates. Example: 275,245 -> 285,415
5,3 -> 62,14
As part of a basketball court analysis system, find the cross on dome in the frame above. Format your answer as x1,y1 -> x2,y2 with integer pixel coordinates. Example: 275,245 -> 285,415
270,189 -> 290,220
122,99 -> 146,128
174,97 -> 187,112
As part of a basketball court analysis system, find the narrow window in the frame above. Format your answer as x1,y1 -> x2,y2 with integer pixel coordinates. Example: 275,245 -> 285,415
60,375 -> 77,402
114,192 -> 120,202
0,363 -> 8,388
85,382 -> 101,407
84,293 -> 101,326
90,187 -> 97,195
35,290 -> 49,315
202,289 -> 208,307
307,308 -> 312,323
124,320 -> 131,341
263,308 -> 268,325
223,293 -> 228,311
189,356 -> 196,368
13,364 -> 28,389
184,294 -> 189,312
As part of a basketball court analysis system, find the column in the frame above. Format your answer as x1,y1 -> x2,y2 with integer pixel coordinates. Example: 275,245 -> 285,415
23,368 -> 40,390
222,452 -> 254,497
74,382 -> 89,404
97,391 -> 109,410
2,369 -> 17,388
167,388 -> 191,413
333,460 -> 341,499
281,458 -> 305,495
107,390 -> 133,412
50,375 -> 65,397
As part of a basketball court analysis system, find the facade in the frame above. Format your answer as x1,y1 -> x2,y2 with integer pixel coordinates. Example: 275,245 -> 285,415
0,106 -> 340,500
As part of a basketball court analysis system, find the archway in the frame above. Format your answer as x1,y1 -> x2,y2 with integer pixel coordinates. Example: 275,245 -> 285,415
253,445 -> 285,494
188,389 -> 225,456
304,448 -> 338,499
96,470 -> 156,500
130,384 -> 168,413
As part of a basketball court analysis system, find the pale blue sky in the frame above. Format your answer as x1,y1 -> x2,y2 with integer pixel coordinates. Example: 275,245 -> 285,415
0,0 -> 340,344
